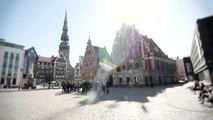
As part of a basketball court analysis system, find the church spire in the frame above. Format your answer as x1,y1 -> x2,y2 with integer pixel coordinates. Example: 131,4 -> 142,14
59,11 -> 70,63
65,10 -> 67,22
61,11 -> 69,41
87,36 -> 91,46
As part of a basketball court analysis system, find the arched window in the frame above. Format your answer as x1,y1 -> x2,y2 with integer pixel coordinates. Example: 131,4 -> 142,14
135,63 -> 139,69
116,67 -> 121,72
130,64 -> 133,70
122,65 -> 125,70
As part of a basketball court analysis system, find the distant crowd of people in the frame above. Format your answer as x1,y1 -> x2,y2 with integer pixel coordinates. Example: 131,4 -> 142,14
61,81 -> 81,93
61,80 -> 110,94
191,80 -> 213,104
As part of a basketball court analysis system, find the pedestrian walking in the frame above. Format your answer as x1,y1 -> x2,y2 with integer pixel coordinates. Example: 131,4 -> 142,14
61,80 -> 66,93
106,81 -> 110,93
129,81 -> 132,88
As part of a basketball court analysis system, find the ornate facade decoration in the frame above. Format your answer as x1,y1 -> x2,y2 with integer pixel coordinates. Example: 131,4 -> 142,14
81,38 -> 111,82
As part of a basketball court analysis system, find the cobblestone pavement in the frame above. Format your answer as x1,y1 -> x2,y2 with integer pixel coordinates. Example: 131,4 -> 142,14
0,82 -> 212,120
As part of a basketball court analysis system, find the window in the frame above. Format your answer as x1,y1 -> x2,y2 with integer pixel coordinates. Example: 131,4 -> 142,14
127,66 -> 130,71
1,78 -> 5,84
3,52 -> 9,68
116,67 -> 121,72
119,78 -> 122,84
3,61 -> 7,68
10,53 -> 14,59
4,51 -> 9,59
13,78 -> 16,85
135,63 -> 139,70
130,64 -> 132,70
122,65 -> 125,70
9,53 -> 14,69
15,53 -> 19,60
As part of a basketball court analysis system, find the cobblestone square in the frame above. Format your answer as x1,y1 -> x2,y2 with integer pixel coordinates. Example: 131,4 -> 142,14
0,82 -> 213,120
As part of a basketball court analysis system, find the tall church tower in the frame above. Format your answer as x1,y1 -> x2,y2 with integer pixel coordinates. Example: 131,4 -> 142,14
59,11 -> 70,63
58,11 -> 74,81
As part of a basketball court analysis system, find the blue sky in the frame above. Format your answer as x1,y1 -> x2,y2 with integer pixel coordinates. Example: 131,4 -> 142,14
0,0 -> 213,66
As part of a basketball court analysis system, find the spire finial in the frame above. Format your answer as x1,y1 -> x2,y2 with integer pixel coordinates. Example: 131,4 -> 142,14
65,10 -> 67,22
87,36 -> 91,45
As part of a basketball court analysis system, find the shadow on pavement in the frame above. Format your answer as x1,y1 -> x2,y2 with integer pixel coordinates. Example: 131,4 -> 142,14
55,91 -> 65,96
78,83 -> 185,106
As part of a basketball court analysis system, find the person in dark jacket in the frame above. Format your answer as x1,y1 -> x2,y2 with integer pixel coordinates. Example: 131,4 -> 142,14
61,80 -> 66,93
106,81 -> 110,93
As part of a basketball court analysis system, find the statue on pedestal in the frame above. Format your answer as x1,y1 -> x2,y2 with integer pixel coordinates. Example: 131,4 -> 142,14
28,61 -> 34,78
25,61 -> 36,89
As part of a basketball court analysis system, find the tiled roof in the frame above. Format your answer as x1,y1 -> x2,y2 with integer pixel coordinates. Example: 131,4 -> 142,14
143,36 -> 167,59
38,56 -> 54,63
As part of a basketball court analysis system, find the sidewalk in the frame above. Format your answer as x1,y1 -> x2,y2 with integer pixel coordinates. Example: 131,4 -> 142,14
0,85 -> 61,92
164,82 -> 213,113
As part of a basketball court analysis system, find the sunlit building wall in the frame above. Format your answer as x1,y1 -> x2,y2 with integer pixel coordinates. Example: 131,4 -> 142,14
0,39 -> 25,88
111,24 -> 177,85
37,54 -> 67,83
190,16 -> 213,84
175,58 -> 186,80
81,38 -> 111,82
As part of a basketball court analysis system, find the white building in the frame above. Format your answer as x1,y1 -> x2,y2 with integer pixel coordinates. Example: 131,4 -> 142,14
0,39 -> 25,88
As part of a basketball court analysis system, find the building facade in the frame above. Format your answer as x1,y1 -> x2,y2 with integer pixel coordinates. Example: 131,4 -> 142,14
183,57 -> 194,81
37,56 -> 55,84
58,11 -> 74,81
81,38 -> 111,82
23,47 -> 38,78
190,16 -> 213,84
174,58 -> 186,80
54,53 -> 67,82
74,63 -> 80,80
22,47 -> 38,88
0,39 -> 25,88
111,24 -> 177,86
37,54 -> 67,84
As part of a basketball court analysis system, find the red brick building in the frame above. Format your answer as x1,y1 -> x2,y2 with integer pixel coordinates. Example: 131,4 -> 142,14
111,24 -> 177,85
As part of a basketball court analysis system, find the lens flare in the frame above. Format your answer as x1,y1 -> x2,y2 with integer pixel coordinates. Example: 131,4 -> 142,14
85,90 -> 98,104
